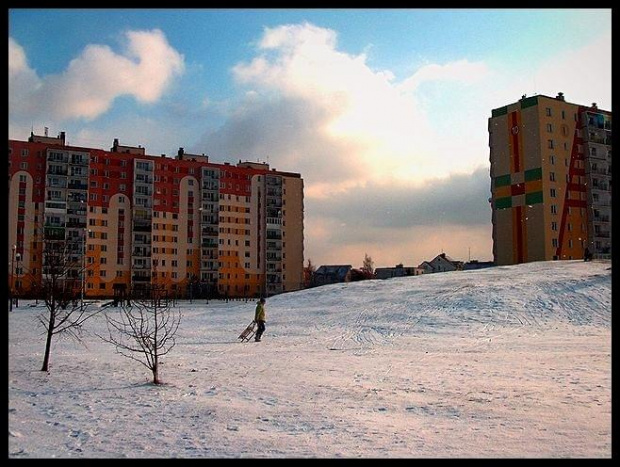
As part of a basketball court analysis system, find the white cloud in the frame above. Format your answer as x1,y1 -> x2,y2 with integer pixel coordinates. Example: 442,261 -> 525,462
398,59 -> 490,93
227,23 -> 490,191
532,30 -> 611,110
8,29 -> 185,123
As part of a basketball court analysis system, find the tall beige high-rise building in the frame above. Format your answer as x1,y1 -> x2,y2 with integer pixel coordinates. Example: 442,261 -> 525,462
8,133 -> 304,300
488,93 -> 611,265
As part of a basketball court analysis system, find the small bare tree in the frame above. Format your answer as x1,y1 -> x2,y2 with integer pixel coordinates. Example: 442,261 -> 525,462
361,253 -> 375,279
99,286 -> 181,385
303,258 -> 316,288
38,236 -> 99,372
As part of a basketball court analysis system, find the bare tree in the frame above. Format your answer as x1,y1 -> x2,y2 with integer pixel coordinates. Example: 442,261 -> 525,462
361,253 -> 375,279
37,237 -> 99,372
99,286 -> 181,385
303,258 -> 316,288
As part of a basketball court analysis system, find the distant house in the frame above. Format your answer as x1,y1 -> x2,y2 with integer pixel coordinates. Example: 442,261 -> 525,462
312,265 -> 353,286
349,268 -> 370,281
418,253 -> 464,274
375,264 -> 423,280
463,260 -> 495,271
418,261 -> 435,275
428,253 -> 463,272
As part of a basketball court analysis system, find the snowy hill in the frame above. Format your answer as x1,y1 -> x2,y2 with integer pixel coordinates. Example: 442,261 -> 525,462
9,260 -> 612,458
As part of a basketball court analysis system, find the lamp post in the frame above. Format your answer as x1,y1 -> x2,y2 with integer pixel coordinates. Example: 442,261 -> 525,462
10,244 -> 16,312
15,252 -> 21,308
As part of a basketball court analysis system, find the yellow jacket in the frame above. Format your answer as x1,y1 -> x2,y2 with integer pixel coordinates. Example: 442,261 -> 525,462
254,302 -> 266,322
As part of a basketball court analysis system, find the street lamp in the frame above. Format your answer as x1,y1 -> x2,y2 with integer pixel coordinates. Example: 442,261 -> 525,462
15,252 -> 21,308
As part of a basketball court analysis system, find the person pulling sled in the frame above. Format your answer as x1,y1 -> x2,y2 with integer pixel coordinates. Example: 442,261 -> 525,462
254,297 -> 266,342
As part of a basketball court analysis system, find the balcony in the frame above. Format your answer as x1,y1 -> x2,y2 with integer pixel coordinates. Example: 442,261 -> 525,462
201,228 -> 219,237
133,224 -> 152,232
133,247 -> 151,257
132,275 -> 151,282
68,182 -> 88,190
48,167 -> 68,176
44,226 -> 66,240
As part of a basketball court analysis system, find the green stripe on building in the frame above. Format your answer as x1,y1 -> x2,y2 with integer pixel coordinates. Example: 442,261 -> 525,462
525,191 -> 543,205
492,106 -> 508,117
494,174 -> 512,188
520,96 -> 538,109
495,196 -> 512,209
524,167 -> 543,181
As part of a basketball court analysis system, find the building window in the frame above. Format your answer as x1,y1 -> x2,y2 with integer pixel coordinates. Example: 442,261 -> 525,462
545,107 -> 552,117
546,123 -> 553,133
547,140 -> 554,149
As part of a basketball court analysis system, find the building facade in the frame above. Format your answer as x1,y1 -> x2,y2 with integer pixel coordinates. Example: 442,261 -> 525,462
8,132 -> 304,299
488,93 -> 611,265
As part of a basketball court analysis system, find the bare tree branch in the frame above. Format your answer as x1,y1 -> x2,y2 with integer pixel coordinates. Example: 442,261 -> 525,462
33,237 -> 101,372
98,287 -> 181,385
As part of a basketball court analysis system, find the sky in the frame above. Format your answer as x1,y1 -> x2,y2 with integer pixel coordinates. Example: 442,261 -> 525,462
7,8 -> 613,268
8,259 -> 612,458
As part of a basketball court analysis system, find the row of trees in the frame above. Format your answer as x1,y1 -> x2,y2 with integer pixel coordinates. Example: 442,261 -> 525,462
16,237 -> 374,385
13,237 -> 180,385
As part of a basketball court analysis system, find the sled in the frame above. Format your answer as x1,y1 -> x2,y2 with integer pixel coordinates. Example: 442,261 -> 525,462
238,321 -> 257,342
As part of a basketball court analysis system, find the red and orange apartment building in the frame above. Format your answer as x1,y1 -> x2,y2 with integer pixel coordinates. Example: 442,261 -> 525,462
489,93 -> 611,265
8,132 -> 304,299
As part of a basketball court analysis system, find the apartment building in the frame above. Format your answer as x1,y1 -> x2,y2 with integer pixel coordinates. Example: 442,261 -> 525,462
488,93 -> 611,265
8,132 -> 304,299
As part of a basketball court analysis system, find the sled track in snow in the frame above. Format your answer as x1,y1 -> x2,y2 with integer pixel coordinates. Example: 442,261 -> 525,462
274,260 -> 611,353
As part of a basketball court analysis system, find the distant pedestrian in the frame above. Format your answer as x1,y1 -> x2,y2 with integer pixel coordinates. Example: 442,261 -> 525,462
584,247 -> 593,262
254,297 -> 266,342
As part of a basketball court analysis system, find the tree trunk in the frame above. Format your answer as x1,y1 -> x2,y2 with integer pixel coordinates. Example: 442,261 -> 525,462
152,360 -> 160,385
41,322 -> 54,372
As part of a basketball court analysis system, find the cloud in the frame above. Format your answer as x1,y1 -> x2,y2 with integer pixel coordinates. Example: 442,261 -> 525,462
399,59 -> 490,93
532,30 -> 611,110
191,22 -> 497,266
303,167 -> 493,266
197,22 -> 488,193
310,167 -> 492,230
9,29 -> 185,123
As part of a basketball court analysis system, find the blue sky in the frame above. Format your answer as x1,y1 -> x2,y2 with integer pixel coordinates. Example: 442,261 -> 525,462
8,8 -> 612,268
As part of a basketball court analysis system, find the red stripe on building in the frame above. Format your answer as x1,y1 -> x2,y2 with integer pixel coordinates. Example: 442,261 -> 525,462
514,205 -> 524,263
556,108 -> 585,258
511,183 -> 525,196
510,111 -> 521,172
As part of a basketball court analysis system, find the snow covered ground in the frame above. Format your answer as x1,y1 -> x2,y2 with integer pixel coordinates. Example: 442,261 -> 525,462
8,260 -> 611,458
